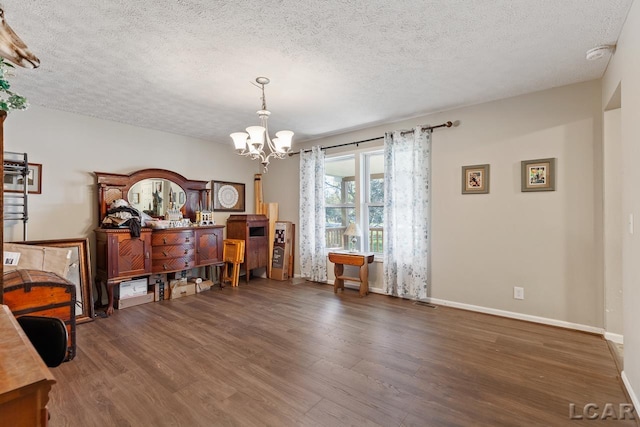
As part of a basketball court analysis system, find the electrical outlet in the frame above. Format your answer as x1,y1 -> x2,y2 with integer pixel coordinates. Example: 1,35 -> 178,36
514,286 -> 524,300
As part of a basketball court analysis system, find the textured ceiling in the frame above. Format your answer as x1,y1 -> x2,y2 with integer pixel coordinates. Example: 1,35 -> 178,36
3,0 -> 634,145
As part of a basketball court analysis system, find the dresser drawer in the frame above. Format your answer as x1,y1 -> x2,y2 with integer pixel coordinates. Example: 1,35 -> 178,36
152,257 -> 195,273
152,245 -> 195,260
152,230 -> 194,246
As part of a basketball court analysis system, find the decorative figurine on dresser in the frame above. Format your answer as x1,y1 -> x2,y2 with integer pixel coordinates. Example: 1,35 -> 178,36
226,214 -> 269,284
94,169 -> 224,315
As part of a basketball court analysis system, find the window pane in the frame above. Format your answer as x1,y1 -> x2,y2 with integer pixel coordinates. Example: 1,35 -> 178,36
368,153 -> 384,203
344,179 -> 356,204
324,175 -> 343,204
325,156 -> 355,204
370,177 -> 384,203
368,206 -> 384,253
325,207 -> 355,249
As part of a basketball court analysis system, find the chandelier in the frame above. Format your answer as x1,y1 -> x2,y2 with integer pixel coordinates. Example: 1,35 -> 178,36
230,77 -> 294,172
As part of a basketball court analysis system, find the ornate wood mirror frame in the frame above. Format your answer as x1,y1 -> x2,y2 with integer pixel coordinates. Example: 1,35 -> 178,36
94,169 -> 210,224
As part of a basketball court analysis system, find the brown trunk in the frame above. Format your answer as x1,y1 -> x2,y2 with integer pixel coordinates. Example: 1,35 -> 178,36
3,269 -> 77,361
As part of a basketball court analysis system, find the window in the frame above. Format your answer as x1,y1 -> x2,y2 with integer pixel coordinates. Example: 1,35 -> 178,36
324,150 -> 384,253
325,155 -> 355,249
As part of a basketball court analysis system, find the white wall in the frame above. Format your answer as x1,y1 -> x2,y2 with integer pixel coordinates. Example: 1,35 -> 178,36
3,105 -> 258,243
266,79 -> 604,331
602,0 -> 640,410
603,108 -> 623,337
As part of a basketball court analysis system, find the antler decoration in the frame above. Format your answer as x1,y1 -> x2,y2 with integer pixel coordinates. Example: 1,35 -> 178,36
0,6 -> 39,68
0,5 -> 39,112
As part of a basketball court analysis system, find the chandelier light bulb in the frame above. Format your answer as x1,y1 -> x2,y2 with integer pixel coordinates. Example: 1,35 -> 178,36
230,132 -> 249,151
275,130 -> 293,151
272,137 -> 282,152
246,126 -> 265,149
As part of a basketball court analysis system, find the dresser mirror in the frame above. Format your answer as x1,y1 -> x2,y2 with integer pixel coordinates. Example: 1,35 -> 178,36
95,168 -> 210,223
127,178 -> 186,217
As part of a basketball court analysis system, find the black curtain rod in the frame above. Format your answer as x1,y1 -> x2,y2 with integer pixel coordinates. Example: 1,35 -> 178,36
289,121 -> 453,156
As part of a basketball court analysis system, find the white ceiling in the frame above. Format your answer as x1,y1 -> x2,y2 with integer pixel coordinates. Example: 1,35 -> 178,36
4,0 -> 633,145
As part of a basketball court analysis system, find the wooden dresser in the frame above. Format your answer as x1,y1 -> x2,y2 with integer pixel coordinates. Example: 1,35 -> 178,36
0,304 -> 56,427
226,214 -> 269,284
95,225 -> 223,314
94,168 -> 226,315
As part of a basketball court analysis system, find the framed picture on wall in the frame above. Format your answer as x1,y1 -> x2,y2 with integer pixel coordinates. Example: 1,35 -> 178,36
461,164 -> 490,194
212,181 -> 245,211
521,158 -> 556,192
3,162 -> 42,194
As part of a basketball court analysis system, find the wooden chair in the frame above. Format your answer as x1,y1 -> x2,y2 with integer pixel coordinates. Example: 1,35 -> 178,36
221,239 -> 245,287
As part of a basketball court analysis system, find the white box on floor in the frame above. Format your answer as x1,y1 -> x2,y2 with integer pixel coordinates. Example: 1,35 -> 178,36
119,278 -> 148,298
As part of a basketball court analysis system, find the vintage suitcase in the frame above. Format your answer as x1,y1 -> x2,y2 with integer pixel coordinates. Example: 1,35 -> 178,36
2,269 -> 77,361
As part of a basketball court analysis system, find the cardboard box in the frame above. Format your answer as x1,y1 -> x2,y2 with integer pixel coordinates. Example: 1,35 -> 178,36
115,291 -> 154,309
119,278 -> 148,298
196,280 -> 213,293
169,279 -> 196,299
271,221 -> 294,280
149,280 -> 168,301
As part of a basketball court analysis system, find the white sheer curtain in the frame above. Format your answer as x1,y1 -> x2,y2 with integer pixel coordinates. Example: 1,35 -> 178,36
299,146 -> 327,282
383,127 -> 432,299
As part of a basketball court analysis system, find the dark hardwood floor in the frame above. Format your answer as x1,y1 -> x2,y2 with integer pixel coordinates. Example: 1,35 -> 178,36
48,278 -> 636,426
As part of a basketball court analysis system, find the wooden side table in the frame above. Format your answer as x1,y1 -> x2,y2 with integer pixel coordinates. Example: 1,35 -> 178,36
328,252 -> 375,297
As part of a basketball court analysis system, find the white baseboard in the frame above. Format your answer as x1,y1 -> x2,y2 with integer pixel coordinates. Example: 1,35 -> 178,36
324,281 -> 604,335
425,297 -> 605,335
604,332 -> 624,345
621,371 -> 640,411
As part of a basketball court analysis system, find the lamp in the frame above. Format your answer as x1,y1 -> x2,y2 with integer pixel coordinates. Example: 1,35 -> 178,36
343,222 -> 361,252
230,77 -> 294,172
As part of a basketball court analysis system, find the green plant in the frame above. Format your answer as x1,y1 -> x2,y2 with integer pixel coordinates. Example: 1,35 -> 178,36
0,58 -> 28,112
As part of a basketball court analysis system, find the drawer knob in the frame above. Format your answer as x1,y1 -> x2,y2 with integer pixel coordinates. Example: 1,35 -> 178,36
184,249 -> 188,255
185,237 -> 190,243
163,237 -> 167,244
163,251 -> 169,257
163,264 -> 168,270
184,261 -> 189,267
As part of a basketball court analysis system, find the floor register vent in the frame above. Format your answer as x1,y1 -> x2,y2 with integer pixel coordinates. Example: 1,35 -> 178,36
414,301 -> 437,309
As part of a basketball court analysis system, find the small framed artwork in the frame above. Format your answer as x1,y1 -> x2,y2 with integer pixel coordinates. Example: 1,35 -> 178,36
212,181 -> 245,211
521,158 -> 556,192
461,164 -> 490,194
3,162 -> 42,194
